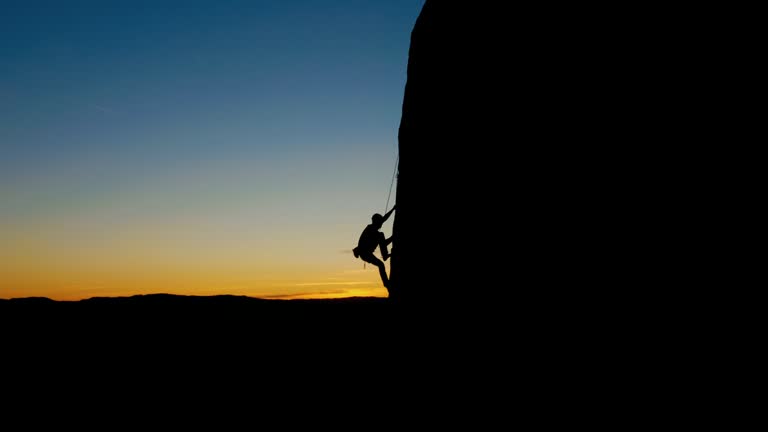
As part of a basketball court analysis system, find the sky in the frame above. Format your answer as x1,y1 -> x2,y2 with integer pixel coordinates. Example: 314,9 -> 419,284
0,0 -> 425,301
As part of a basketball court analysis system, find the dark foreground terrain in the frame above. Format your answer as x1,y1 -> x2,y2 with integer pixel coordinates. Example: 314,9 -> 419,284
2,294 -> 525,401
1,293 -> 394,323
1,293 -> 661,418
1,294 -> 481,357
1,292 -> 521,372
2,294 -> 403,343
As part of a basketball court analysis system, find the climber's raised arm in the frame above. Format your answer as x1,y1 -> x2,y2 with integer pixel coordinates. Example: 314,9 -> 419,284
382,205 -> 396,222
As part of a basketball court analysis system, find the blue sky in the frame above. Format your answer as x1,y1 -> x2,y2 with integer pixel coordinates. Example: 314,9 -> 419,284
0,0 -> 425,300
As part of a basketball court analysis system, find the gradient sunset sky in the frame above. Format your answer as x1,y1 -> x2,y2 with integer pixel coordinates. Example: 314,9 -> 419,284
0,0 -> 425,301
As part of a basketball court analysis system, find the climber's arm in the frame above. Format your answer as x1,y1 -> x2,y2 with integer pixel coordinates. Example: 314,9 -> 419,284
382,205 -> 396,222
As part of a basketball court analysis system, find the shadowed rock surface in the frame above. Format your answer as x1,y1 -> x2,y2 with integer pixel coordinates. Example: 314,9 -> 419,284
390,2 -> 561,307
388,1 -> 675,323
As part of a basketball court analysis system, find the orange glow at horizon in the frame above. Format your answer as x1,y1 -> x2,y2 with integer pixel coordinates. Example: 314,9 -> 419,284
0,220 -> 391,301
0,155 -> 396,302
0,272 -> 389,301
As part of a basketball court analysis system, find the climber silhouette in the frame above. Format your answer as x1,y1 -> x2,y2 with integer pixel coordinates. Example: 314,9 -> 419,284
353,206 -> 396,288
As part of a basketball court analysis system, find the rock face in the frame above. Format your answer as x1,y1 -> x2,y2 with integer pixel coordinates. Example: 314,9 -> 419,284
389,2 -> 579,306
387,2 -> 667,307
385,4 -> 700,402
388,1 -> 505,303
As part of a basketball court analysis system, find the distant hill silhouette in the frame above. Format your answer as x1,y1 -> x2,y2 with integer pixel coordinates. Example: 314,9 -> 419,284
1,294 -> 413,363
0,293 -> 394,324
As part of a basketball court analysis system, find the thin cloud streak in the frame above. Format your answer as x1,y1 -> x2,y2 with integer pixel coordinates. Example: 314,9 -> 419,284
91,104 -> 113,114
341,269 -> 370,274
262,290 -> 348,299
294,281 -> 369,287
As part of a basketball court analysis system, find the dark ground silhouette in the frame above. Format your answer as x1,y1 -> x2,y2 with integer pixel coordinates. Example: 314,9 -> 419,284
1,294 -> 414,372
0,294 -> 398,337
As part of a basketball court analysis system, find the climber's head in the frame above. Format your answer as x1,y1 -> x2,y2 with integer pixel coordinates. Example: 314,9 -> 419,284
372,213 -> 384,227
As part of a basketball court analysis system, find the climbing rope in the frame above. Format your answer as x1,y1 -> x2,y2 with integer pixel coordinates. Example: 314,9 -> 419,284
384,153 -> 399,213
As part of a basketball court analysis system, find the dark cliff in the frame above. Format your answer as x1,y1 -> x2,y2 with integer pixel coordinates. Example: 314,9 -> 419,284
388,2 -> 682,314
391,2 -> 474,302
390,2 -> 523,304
